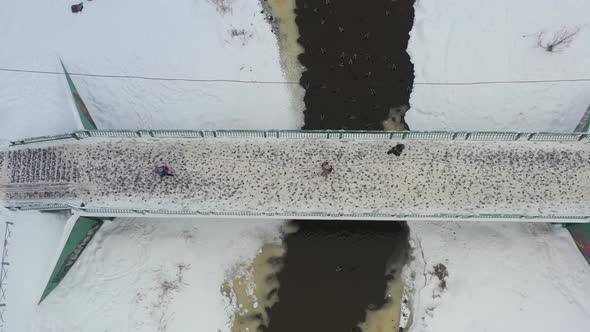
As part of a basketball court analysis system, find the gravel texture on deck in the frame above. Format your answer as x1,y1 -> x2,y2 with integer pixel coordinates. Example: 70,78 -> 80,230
1,137 -> 589,216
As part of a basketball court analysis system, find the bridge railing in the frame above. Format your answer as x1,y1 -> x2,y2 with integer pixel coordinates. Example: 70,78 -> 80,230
6,203 -> 590,222
8,129 -> 590,146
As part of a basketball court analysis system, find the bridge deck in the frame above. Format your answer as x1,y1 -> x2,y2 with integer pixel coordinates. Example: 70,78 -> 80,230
1,136 -> 590,221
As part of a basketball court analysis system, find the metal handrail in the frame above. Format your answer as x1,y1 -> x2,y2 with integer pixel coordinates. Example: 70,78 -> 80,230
8,129 -> 589,146
6,203 -> 590,222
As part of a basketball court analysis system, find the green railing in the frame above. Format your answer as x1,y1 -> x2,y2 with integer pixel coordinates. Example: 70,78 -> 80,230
6,203 -> 590,222
39,216 -> 103,303
8,129 -> 590,146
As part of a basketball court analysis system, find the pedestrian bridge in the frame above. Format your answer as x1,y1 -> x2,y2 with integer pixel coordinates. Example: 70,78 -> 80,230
1,129 -> 590,222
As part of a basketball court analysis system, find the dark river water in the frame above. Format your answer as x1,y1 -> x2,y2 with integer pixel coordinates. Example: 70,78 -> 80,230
262,0 -> 416,331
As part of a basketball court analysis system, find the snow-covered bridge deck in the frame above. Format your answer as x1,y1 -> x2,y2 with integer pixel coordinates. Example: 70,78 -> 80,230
1,130 -> 590,222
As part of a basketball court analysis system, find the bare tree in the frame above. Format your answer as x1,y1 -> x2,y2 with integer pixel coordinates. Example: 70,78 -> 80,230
229,29 -> 253,46
432,263 -> 448,290
537,26 -> 581,52
153,263 -> 191,331
208,0 -> 232,15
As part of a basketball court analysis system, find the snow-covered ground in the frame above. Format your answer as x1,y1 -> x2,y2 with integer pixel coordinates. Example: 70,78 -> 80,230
405,2 -> 590,329
407,221 -> 590,332
32,217 -> 282,332
0,0 -> 302,141
1,0 -> 590,332
407,0 -> 590,132
0,210 -> 66,331
0,0 -> 298,331
0,208 -> 284,332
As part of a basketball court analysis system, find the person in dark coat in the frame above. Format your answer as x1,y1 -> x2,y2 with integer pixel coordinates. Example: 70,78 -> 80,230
71,2 -> 84,13
321,161 -> 333,177
387,144 -> 405,156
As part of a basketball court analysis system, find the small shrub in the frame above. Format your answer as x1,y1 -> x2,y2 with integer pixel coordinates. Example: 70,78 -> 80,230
432,263 -> 448,290
209,0 -> 232,15
537,26 -> 580,52
229,28 -> 253,46
230,29 -> 247,37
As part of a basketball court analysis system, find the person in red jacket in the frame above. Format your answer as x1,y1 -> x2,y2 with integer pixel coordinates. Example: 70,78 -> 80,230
154,165 -> 174,177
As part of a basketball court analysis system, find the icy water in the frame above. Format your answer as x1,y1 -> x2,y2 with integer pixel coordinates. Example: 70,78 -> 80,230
224,222 -> 410,332
222,244 -> 286,332
264,221 -> 410,332
295,0 -> 414,130
260,0 -> 306,128
225,0 -> 416,332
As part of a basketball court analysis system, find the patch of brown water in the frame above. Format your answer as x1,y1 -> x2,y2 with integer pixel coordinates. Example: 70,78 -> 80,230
263,221 -> 410,332
262,0 -> 303,82
249,1 -> 414,329
355,226 -> 411,332
222,244 -> 286,332
382,105 -> 410,131
261,0 -> 305,127
356,267 -> 405,332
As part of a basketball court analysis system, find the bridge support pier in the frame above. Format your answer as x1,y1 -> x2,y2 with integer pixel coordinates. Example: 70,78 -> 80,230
60,59 -> 97,130
39,213 -> 105,303
567,105 -> 590,264
567,224 -> 590,264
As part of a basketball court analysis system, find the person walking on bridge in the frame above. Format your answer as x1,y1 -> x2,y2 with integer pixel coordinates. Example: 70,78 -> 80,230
321,161 -> 333,177
154,165 -> 174,177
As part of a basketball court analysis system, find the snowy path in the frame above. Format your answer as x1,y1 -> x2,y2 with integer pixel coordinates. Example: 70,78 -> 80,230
2,137 -> 590,219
